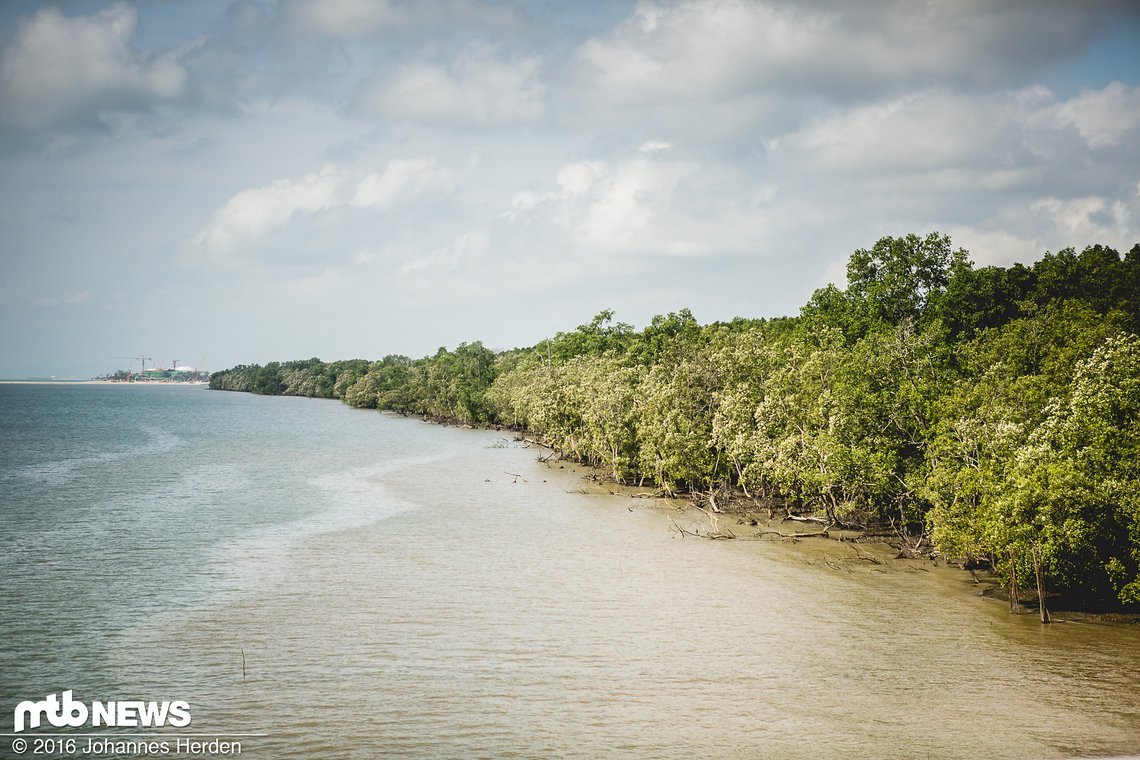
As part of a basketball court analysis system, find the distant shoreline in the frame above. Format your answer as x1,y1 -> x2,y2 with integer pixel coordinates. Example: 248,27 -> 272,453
0,380 -> 209,386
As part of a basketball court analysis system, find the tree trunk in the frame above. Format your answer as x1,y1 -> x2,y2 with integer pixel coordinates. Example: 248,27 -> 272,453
1032,546 -> 1050,624
1009,550 -> 1020,614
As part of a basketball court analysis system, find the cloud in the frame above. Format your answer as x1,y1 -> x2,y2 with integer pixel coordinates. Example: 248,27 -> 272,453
351,157 -> 464,209
759,80 -> 1139,261
1032,195 -> 1135,247
191,156 -> 469,255
1054,81 -> 1140,148
401,228 -> 489,274
0,3 -> 185,130
351,42 -> 543,127
500,148 -> 786,258
785,82 -> 1140,195
192,165 -> 347,254
790,90 -> 1037,174
279,0 -> 525,39
573,157 -> 697,251
575,0 -> 1111,105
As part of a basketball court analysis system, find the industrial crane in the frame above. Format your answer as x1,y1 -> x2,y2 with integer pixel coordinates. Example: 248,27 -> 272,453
111,355 -> 151,382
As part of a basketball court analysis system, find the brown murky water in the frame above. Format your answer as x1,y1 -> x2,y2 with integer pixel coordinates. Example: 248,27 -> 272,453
117,427 -> 1140,758
4,387 -> 1138,758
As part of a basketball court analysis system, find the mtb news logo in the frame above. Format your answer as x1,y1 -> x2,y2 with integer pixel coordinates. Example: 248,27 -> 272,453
13,690 -> 192,733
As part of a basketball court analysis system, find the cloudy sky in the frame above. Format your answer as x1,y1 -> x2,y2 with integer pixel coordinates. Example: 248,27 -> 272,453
1,0 -> 1138,377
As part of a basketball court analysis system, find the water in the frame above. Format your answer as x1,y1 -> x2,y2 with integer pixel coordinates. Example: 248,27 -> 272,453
2,383 -> 1139,758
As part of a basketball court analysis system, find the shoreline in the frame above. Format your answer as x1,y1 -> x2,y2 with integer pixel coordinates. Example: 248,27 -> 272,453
0,380 -> 209,386
517,433 -> 1140,625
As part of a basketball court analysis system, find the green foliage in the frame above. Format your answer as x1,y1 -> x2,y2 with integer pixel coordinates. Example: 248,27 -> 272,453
804,232 -> 967,339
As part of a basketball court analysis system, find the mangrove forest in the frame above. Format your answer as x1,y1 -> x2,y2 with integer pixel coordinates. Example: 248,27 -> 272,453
210,233 -> 1140,611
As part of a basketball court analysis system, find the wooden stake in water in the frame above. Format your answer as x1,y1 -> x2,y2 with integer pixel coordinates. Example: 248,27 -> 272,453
1032,546 -> 1051,624
241,648 -> 247,678
1009,549 -> 1020,614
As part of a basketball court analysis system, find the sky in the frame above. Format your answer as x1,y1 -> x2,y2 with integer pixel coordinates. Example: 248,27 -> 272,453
1,0 -> 1139,378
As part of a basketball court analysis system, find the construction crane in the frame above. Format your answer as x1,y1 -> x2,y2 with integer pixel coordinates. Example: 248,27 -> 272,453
172,358 -> 180,371
111,355 -> 151,382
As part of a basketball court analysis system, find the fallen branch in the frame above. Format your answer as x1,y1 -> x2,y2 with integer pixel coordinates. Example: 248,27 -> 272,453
755,528 -> 829,541
849,545 -> 884,565
783,514 -> 829,525
669,518 -> 699,539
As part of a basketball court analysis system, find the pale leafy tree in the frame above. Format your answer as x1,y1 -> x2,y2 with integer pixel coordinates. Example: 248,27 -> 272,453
636,352 -> 723,495
576,358 -> 644,482
750,325 -> 846,520
710,326 -> 782,498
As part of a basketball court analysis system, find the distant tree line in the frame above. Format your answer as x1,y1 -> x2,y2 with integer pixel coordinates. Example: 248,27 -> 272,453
209,234 -> 1140,609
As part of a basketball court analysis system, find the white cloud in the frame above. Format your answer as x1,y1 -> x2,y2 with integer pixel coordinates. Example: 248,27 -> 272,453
942,227 -> 1044,268
499,148 -> 788,258
192,166 -> 347,254
191,156 -> 470,256
352,157 -> 463,209
791,90 -> 1034,173
1031,195 -> 1136,250
1054,81 -> 1140,148
401,228 -> 489,274
0,3 -> 185,129
575,157 -> 697,250
556,161 -> 607,197
351,42 -> 543,127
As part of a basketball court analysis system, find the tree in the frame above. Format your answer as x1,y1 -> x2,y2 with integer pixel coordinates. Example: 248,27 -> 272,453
845,232 -> 969,328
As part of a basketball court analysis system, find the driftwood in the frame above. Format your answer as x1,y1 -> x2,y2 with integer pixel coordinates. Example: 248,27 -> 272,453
783,514 -> 829,525
755,528 -> 830,542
